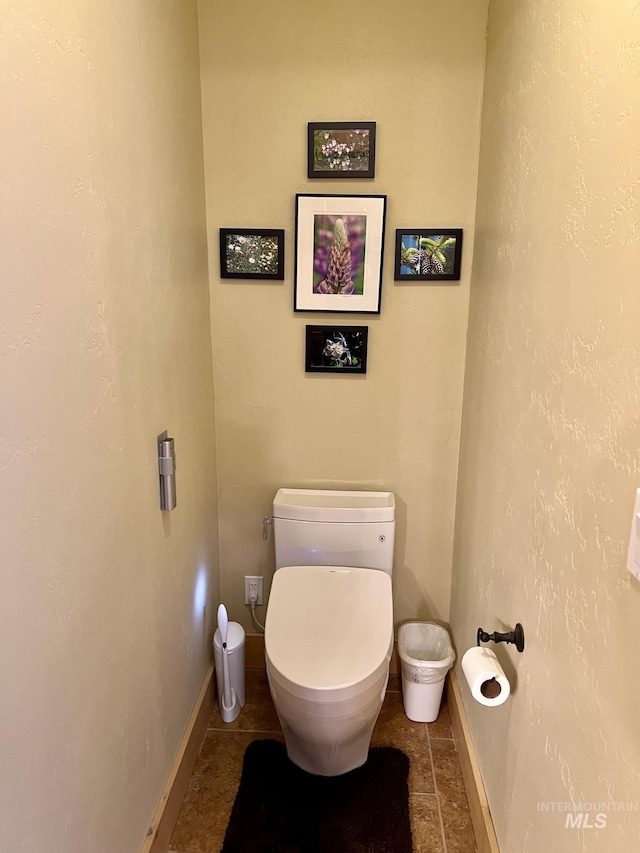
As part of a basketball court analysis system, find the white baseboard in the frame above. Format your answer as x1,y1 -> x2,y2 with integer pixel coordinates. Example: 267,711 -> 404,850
140,664 -> 215,853
447,669 -> 501,853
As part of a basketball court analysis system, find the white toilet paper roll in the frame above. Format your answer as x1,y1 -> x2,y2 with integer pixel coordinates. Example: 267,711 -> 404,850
461,646 -> 511,707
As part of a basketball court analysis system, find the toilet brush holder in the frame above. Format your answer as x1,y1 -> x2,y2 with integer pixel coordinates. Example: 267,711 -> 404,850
213,621 -> 246,722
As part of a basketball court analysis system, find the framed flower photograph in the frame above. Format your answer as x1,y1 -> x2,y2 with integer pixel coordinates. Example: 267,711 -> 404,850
307,122 -> 376,178
305,325 -> 368,374
294,194 -> 386,313
394,229 -> 463,281
219,228 -> 285,280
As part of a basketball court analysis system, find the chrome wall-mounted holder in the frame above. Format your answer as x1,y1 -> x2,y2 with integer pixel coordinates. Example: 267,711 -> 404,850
477,623 -> 525,653
158,431 -> 177,511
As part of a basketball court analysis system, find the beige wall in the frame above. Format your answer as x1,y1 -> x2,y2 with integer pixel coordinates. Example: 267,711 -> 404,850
198,0 -> 489,630
451,2 -> 640,850
0,3 -> 218,852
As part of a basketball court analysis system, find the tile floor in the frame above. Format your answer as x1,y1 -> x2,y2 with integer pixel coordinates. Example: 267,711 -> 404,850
169,669 -> 477,853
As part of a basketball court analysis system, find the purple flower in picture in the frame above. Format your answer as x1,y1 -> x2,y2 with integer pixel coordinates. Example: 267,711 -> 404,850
314,218 -> 354,295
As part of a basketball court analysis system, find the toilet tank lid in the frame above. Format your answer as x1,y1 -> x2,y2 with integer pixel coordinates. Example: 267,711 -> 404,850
273,488 -> 395,523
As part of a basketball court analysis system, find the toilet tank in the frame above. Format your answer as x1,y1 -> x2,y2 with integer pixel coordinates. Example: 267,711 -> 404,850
272,488 -> 395,576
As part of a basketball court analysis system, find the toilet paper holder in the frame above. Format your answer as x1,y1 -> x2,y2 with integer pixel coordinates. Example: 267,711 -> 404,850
477,623 -> 525,653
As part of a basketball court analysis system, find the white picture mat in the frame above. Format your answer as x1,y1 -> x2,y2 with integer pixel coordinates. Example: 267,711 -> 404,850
295,195 -> 386,313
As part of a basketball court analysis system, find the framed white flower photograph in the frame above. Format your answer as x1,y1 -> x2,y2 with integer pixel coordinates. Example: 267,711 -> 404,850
219,228 -> 285,280
305,325 -> 369,374
307,122 -> 376,178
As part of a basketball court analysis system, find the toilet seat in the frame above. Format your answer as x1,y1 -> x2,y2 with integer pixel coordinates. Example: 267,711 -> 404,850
265,565 -> 393,703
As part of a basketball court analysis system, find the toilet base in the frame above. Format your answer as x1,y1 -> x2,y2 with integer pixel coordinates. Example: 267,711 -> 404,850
267,665 -> 389,776
279,715 -> 379,776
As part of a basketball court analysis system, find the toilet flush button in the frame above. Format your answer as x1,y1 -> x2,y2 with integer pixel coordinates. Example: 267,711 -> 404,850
627,489 -> 640,581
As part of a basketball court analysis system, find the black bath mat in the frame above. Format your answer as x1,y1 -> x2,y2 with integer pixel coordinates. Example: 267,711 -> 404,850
221,739 -> 412,853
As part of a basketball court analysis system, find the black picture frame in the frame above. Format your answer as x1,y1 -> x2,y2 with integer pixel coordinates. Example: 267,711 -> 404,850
219,228 -> 285,280
307,122 -> 376,179
394,229 -> 463,281
305,325 -> 368,374
294,194 -> 386,314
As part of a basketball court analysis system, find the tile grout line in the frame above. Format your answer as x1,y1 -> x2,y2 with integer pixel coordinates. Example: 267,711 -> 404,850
426,718 -> 449,853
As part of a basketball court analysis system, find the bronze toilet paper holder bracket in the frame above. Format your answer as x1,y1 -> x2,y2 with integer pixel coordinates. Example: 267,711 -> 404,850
476,623 -> 525,653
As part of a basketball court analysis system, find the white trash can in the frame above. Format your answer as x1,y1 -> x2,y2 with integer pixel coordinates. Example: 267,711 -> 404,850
213,621 -> 246,719
398,622 -> 455,722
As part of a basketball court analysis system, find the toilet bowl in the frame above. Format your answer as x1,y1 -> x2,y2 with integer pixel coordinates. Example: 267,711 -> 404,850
265,563 -> 393,776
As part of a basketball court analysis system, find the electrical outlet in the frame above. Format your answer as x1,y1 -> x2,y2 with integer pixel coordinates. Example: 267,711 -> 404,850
244,575 -> 263,605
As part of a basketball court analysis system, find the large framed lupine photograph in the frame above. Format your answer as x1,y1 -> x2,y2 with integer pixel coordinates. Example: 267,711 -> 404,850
394,229 -> 463,282
219,228 -> 285,280
307,122 -> 376,178
305,325 -> 369,374
294,194 -> 386,313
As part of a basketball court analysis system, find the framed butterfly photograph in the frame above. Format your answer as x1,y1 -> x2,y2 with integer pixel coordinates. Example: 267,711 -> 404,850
394,229 -> 463,282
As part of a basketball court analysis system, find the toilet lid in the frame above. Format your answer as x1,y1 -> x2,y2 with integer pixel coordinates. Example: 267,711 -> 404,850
265,566 -> 393,690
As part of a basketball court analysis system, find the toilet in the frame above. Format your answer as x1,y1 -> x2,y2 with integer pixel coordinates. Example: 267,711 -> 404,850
264,488 -> 395,776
